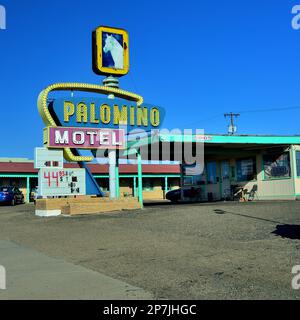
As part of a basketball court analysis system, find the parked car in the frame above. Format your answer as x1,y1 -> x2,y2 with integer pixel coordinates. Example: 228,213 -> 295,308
166,187 -> 202,203
0,186 -> 25,206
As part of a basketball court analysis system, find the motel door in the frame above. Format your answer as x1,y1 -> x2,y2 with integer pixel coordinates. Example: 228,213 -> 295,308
221,161 -> 231,200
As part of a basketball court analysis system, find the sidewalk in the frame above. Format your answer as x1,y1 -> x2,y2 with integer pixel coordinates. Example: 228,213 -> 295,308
0,240 -> 153,300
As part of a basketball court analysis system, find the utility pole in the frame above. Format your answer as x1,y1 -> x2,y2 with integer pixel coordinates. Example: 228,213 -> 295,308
224,112 -> 240,135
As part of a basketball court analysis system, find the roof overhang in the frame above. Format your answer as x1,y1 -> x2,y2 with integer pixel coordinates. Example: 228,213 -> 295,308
159,134 -> 300,145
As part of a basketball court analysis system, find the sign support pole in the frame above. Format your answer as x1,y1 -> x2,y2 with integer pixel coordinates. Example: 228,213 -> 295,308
115,154 -> 120,198
108,149 -> 117,199
104,76 -> 120,199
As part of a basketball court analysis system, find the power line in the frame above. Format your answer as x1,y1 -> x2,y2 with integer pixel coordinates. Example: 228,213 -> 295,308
179,104 -> 300,128
179,113 -> 224,128
235,105 -> 300,114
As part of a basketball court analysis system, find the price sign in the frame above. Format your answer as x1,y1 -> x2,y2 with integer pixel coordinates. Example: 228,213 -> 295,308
38,168 -> 86,196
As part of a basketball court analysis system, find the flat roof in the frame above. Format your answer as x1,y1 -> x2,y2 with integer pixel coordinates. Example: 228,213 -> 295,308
0,158 -> 33,163
159,134 -> 300,145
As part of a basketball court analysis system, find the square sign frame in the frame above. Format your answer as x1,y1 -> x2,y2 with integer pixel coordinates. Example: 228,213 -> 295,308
38,168 -> 86,197
93,26 -> 129,76
34,147 -> 64,169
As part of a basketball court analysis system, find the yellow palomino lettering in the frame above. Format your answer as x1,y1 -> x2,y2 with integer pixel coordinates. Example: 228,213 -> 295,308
63,100 -> 159,127
137,107 -> 148,126
113,105 -> 128,125
130,106 -> 135,125
90,103 -> 100,124
76,102 -> 88,123
150,107 -> 160,127
64,101 -> 75,122
100,104 -> 111,124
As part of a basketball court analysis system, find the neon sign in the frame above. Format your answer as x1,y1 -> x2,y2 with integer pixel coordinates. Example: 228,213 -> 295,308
45,127 -> 125,149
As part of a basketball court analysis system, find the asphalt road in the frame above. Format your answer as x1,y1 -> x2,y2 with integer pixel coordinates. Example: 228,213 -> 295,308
0,201 -> 300,299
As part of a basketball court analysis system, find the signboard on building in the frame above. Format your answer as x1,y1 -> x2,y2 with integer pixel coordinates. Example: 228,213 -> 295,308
195,135 -> 213,141
92,26 -> 129,76
34,148 -> 63,169
38,168 -> 86,197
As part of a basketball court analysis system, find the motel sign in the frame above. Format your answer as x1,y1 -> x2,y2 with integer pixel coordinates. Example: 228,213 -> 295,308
46,127 -> 125,149
37,26 -> 164,204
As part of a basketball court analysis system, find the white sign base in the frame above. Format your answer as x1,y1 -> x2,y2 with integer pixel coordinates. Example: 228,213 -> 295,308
35,209 -> 61,217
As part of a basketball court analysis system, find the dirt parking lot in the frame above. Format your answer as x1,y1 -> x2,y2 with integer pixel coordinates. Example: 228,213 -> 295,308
0,201 -> 300,299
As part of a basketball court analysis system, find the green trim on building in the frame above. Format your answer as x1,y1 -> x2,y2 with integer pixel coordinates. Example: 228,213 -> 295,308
93,174 -> 180,179
93,175 -> 109,178
0,174 -> 38,178
160,134 -> 300,145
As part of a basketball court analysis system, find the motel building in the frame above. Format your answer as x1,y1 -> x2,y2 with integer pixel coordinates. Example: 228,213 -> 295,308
2,133 -> 300,203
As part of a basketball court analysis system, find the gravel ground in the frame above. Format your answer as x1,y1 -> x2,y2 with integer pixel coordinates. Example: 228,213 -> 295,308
0,201 -> 300,299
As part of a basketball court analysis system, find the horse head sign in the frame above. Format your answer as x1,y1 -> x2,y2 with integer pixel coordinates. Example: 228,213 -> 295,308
93,26 -> 129,76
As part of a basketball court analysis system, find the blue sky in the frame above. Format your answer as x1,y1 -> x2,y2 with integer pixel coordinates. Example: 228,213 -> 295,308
1,0 -> 300,158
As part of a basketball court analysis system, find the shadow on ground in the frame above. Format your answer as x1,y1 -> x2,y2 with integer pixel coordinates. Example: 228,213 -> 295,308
214,209 -> 300,240
272,224 -> 300,240
144,200 -> 225,207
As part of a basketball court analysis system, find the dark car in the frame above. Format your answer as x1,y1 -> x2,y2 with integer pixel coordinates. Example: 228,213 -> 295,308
0,186 -> 25,206
166,187 -> 201,203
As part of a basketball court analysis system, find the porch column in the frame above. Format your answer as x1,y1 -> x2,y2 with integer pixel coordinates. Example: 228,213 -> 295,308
218,162 -> 222,200
165,176 -> 168,192
108,150 -> 117,199
26,176 -> 30,203
137,149 -> 143,208
291,145 -> 297,198
115,157 -> 120,198
133,176 -> 137,197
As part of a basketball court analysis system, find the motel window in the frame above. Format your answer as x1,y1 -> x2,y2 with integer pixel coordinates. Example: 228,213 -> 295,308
236,158 -> 256,182
206,162 -> 217,184
182,163 -> 206,186
169,178 -> 180,190
96,178 -> 109,192
221,161 -> 230,180
194,173 -> 206,185
183,176 -> 193,186
263,153 -> 290,180
143,178 -> 154,191
183,174 -> 206,187
297,152 -> 300,177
